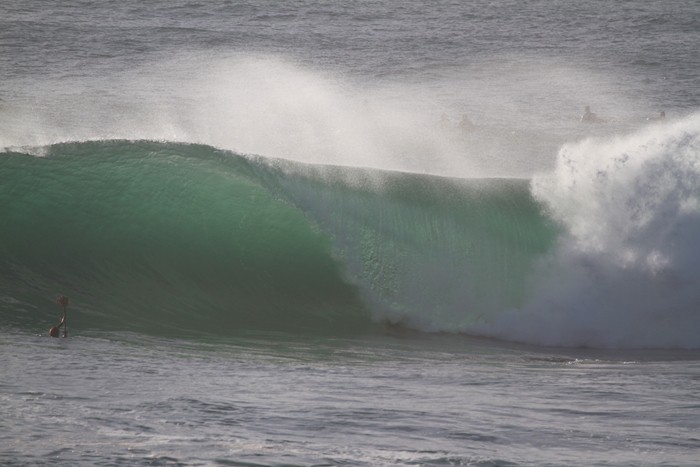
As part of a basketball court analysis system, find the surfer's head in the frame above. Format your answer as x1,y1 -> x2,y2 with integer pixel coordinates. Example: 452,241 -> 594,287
49,326 -> 60,337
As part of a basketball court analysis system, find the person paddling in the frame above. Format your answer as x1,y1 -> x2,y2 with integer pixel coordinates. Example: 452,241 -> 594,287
49,295 -> 69,338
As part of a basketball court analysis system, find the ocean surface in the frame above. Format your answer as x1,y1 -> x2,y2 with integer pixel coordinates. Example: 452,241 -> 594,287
2,1 -> 700,465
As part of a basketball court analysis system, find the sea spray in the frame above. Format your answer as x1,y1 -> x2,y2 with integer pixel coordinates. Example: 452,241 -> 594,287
477,113 -> 700,348
1,53 -> 632,179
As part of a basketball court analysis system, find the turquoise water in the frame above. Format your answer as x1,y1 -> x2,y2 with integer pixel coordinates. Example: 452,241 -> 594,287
0,140 -> 556,337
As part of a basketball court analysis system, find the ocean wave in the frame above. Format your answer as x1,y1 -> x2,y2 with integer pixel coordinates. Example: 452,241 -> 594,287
3,114 -> 700,348
0,141 -> 369,335
0,140 -> 554,338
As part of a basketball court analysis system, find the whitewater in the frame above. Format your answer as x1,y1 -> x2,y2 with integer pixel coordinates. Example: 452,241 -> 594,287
2,1 -> 700,465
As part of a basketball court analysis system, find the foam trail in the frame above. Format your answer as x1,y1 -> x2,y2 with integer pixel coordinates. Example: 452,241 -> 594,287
476,114 -> 700,348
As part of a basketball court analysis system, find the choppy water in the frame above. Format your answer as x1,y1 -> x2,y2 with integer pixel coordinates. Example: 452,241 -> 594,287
2,0 -> 700,465
3,330 -> 700,467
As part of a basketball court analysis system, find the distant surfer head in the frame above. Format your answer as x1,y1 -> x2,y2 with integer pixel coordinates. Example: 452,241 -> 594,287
581,105 -> 599,123
49,326 -> 60,338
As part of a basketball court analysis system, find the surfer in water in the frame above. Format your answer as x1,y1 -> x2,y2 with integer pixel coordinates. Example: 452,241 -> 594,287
648,111 -> 666,121
580,105 -> 602,123
49,295 -> 69,338
458,114 -> 474,131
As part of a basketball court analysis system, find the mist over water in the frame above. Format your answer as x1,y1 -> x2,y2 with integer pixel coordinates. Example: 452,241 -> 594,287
0,51 -> 681,179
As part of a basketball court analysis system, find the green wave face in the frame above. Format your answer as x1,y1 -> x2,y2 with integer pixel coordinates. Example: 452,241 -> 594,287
0,140 -> 557,337
0,141 -> 369,336
272,164 -> 558,331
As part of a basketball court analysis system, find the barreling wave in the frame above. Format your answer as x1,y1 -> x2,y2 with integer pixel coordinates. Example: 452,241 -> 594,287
0,141 -> 373,336
3,113 -> 700,348
0,139 -> 555,338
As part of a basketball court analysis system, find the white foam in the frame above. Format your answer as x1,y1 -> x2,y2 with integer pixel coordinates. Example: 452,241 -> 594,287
478,114 -> 700,348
